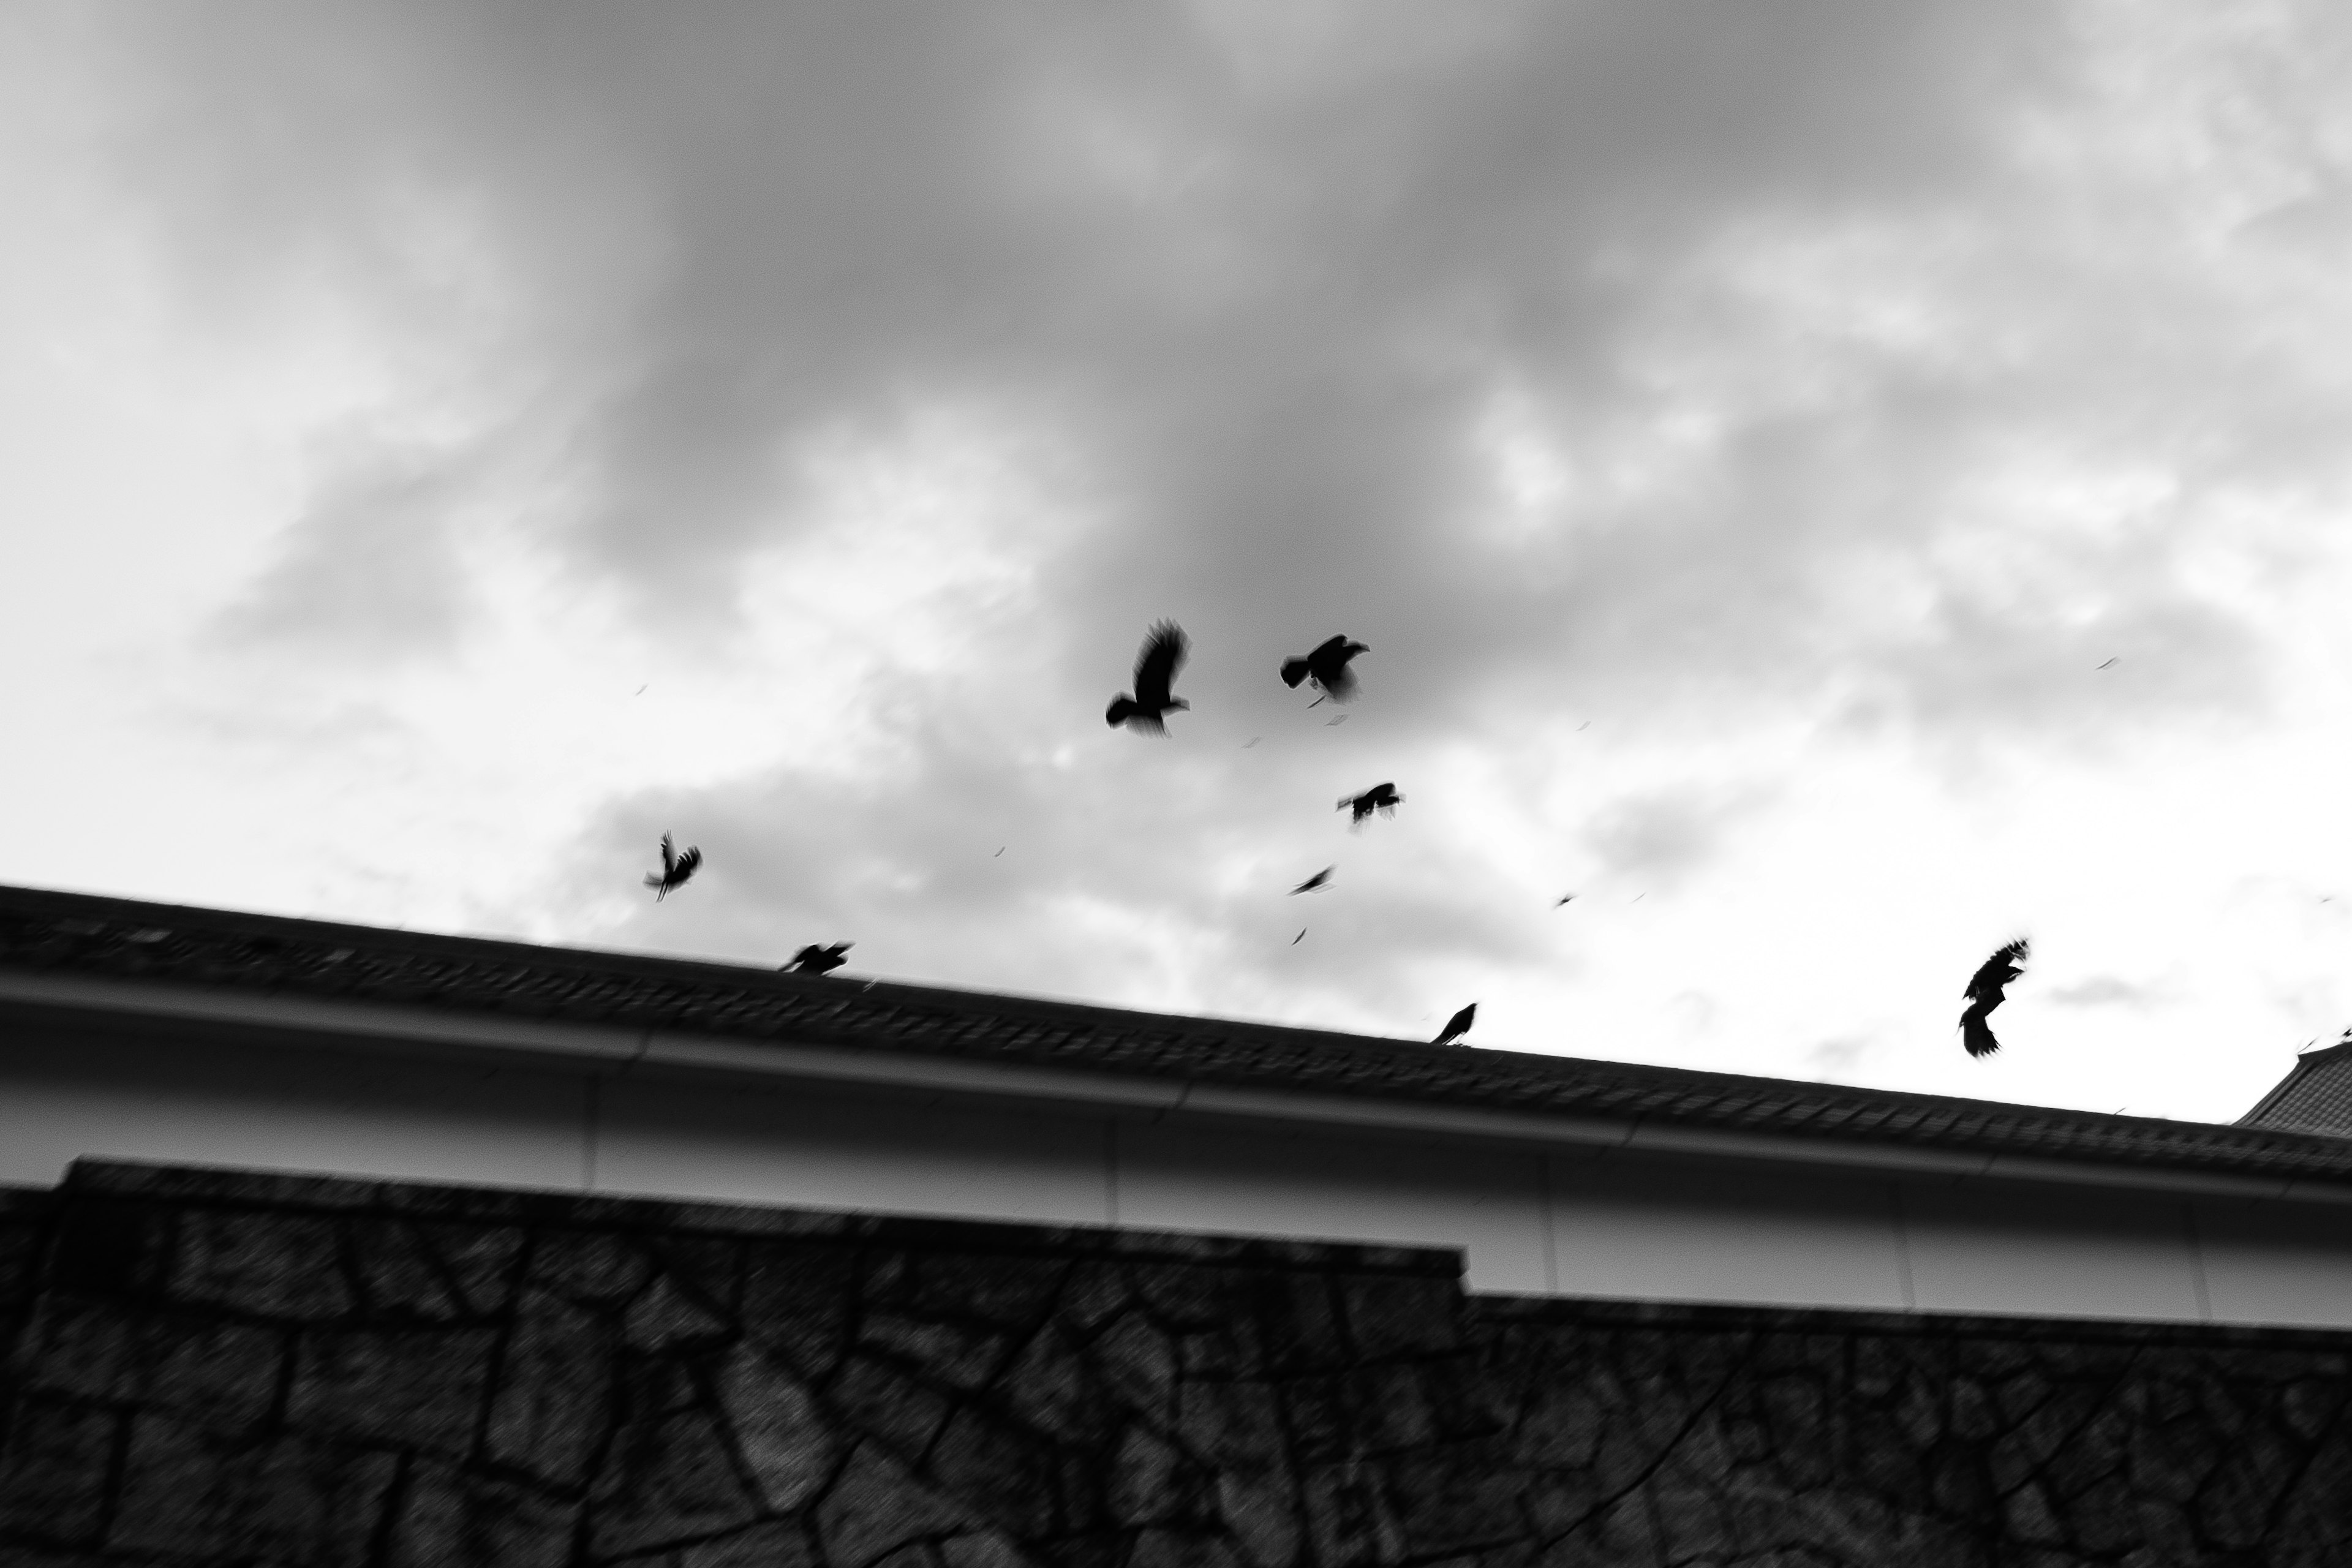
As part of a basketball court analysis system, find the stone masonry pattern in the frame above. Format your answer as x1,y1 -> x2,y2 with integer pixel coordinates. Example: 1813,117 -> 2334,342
1,1162 -> 2348,1567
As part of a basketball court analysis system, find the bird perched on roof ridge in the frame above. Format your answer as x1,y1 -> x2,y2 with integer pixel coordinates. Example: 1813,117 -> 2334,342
1281,635 -> 1368,704
786,942 -> 853,975
1338,782 -> 1403,826
644,834 -> 703,901
1434,1003 -> 1477,1046
1961,939 -> 2029,1057
1107,621 -> 1190,733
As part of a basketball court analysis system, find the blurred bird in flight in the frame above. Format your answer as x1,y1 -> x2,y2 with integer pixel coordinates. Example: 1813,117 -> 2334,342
787,943 -> 853,976
1961,940 -> 2029,1057
1281,635 -> 1368,705
644,834 -> 702,901
1434,1003 -> 1477,1046
1290,867 -> 1333,895
1338,783 -> 1403,826
1106,622 -> 1190,733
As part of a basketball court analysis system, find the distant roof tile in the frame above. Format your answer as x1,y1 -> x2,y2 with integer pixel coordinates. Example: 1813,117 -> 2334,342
2237,1041 -> 2352,1139
4,882 -> 2352,1188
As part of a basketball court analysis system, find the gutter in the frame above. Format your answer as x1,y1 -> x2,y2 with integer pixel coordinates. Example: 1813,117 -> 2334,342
4,968 -> 2346,1210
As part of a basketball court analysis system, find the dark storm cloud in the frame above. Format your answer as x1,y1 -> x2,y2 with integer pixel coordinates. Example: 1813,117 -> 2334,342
64,0 -> 2272,725
46,0 -> 2352,1040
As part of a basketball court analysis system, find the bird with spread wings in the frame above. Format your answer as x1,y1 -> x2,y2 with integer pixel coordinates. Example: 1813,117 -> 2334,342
786,943 -> 853,976
1106,622 -> 1191,733
1338,782 -> 1403,826
1281,635 -> 1368,704
643,834 -> 703,901
1961,939 -> 2029,1057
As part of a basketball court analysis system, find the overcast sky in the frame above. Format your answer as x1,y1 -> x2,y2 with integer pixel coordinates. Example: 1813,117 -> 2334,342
9,2 -> 2352,1121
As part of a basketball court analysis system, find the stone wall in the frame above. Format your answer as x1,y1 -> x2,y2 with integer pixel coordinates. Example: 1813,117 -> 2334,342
1,1161 -> 2348,1567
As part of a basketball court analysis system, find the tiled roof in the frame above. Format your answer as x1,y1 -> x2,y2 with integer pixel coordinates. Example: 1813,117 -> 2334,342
2237,1041 -> 2352,1138
3,882 -> 2350,1188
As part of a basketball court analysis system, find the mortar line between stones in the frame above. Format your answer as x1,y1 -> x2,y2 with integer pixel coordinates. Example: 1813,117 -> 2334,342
1890,1183 -> 1917,1313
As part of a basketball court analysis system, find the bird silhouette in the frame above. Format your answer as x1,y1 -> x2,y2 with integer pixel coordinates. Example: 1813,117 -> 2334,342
1554,894 -> 1577,907
787,943 -> 853,976
1961,939 -> 2029,1057
1338,782 -> 1403,826
1107,621 -> 1190,733
1291,929 -> 1306,944
1281,636 -> 1368,704
643,834 -> 703,901
1290,867 -> 1333,895
1434,1003 -> 1477,1046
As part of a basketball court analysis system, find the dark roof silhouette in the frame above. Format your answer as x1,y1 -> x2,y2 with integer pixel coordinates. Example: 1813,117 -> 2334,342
2238,1038 -> 2352,1138
2,882 -> 2350,1188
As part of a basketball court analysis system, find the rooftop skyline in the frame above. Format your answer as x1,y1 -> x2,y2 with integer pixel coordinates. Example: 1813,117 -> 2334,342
7,2 -> 2352,1121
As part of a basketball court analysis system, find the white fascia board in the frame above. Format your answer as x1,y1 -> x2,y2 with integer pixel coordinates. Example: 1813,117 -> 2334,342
1,971 -> 2340,1208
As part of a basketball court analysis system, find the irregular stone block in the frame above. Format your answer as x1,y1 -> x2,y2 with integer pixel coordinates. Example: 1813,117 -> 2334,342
860,1311 -> 1008,1392
831,1352 -> 956,1460
589,1402 -> 763,1557
679,1518 -> 822,1568
483,1287 -> 619,1491
417,1220 -> 529,1317
1338,1276 -> 1457,1363
625,1272 -> 738,1352
816,1441 -> 975,1568
287,1325 -> 499,1458
349,1218 -> 469,1322
106,1412 -> 398,1564
530,1227 -> 654,1305
167,1208 -> 352,1320
384,1457 -> 578,1568
715,1344 -> 839,1514
0,1398 -> 118,1546
742,1245 -> 856,1379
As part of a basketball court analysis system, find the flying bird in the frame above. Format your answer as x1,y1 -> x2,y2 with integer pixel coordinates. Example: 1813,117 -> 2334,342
1106,621 -> 1191,733
1555,894 -> 1577,907
1338,782 -> 1403,826
787,943 -> 853,976
1281,636 -> 1369,704
1961,939 -> 2029,1058
1291,929 -> 1306,944
1290,867 -> 1334,895
1434,1003 -> 1477,1046
2097,657 -> 2119,669
643,834 -> 702,901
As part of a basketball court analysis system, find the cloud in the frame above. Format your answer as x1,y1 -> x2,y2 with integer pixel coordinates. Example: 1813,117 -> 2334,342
59,0 -> 2336,729
1580,786 -> 1766,891
2046,975 -> 2162,1009
209,437 -> 479,661
23,0 -> 2352,1097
